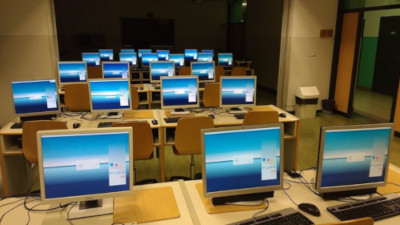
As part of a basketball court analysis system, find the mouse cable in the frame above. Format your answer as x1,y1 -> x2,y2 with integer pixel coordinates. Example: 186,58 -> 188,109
65,202 -> 78,225
23,193 -> 71,212
251,198 -> 270,224
282,181 -> 298,206
0,201 -> 26,225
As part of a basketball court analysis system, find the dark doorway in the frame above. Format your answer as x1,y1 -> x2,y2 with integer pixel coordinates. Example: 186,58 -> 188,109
372,16 -> 400,96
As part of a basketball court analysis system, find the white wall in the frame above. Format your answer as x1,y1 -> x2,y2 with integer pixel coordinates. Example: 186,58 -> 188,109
0,0 -> 57,127
281,0 -> 338,112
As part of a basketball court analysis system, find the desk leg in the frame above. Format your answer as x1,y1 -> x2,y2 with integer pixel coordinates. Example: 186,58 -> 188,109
148,92 -> 152,109
159,128 -> 165,182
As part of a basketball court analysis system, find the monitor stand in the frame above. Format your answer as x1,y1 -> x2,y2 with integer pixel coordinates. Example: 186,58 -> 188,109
228,107 -> 247,114
107,111 -> 119,117
68,198 -> 113,220
170,108 -> 190,115
20,114 -> 57,122
320,188 -> 377,200
211,191 -> 274,206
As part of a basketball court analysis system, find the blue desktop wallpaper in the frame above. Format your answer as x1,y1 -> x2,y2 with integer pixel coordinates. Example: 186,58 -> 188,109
205,127 -> 281,193
150,62 -> 175,81
82,53 -> 100,66
120,49 -> 135,53
89,80 -> 131,110
58,63 -> 87,83
161,77 -> 198,107
185,49 -> 198,61
221,78 -> 255,105
12,80 -> 59,114
157,50 -> 170,60
201,49 -> 214,55
103,63 -> 129,79
191,62 -> 215,81
119,53 -> 137,66
218,53 -> 233,66
197,53 -> 213,62
41,132 -> 130,198
170,54 -> 185,67
142,53 -> 158,66
320,128 -> 392,187
99,49 -> 113,61
138,49 -> 152,58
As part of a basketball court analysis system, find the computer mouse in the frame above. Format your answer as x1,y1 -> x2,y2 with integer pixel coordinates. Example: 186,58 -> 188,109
151,119 -> 158,125
208,114 -> 215,119
298,203 -> 321,217
279,113 -> 287,118
72,123 -> 81,129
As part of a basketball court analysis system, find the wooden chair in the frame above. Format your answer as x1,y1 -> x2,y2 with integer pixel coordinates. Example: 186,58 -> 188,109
64,83 -> 91,112
202,82 -> 220,108
231,66 -> 248,76
318,217 -> 374,225
87,66 -> 102,79
22,121 -> 68,164
243,110 -> 279,125
171,117 -> 214,180
214,66 -> 225,82
130,85 -> 139,110
178,66 -> 191,75
112,121 -> 157,184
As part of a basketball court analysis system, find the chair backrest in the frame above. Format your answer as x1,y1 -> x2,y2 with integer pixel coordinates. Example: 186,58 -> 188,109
87,66 -> 102,79
243,111 -> 279,125
203,82 -> 220,108
178,66 -> 191,75
214,66 -> 225,82
64,83 -> 91,112
231,66 -> 247,76
318,217 -> 374,225
130,85 -> 139,110
112,121 -> 153,160
174,117 -> 214,155
22,121 -> 68,163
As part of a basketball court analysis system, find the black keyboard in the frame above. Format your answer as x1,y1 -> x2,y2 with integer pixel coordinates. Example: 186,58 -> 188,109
234,113 -> 246,119
98,122 -> 113,128
163,117 -> 181,123
228,207 -> 314,225
10,122 -> 23,129
327,193 -> 400,221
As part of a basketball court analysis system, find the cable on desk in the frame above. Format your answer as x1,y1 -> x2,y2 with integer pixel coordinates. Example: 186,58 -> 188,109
66,202 -> 78,225
23,193 -> 71,212
80,112 -> 103,121
0,201 -> 26,225
251,198 -> 270,224
387,182 -> 400,187
282,181 -> 298,206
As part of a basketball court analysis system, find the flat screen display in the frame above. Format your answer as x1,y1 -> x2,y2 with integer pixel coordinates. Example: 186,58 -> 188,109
220,76 -> 256,107
156,50 -> 170,60
218,53 -> 233,66
102,62 -> 130,79
88,79 -> 131,113
119,53 -> 137,67
138,49 -> 152,59
149,61 -> 175,83
11,79 -> 60,117
141,53 -> 158,67
201,49 -> 214,55
120,49 -> 135,53
58,62 -> 87,84
184,49 -> 198,61
191,62 -> 215,82
99,49 -> 114,61
197,53 -> 213,62
169,54 -> 185,67
160,76 -> 199,109
82,53 -> 101,66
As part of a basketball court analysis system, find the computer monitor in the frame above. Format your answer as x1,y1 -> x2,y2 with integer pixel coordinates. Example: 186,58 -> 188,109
119,52 -> 137,67
169,54 -> 185,67
58,62 -> 88,85
190,62 -> 215,83
157,50 -> 170,60
11,79 -> 60,121
99,49 -> 114,61
138,49 -> 152,59
220,76 -> 257,108
197,53 -> 213,62
160,76 -> 199,111
120,49 -> 135,53
88,79 -> 132,114
82,53 -> 101,66
202,123 -> 284,205
37,127 -> 133,219
315,123 -> 394,199
149,61 -> 175,83
102,62 -> 130,79
201,49 -> 214,55
141,53 -> 159,67
218,53 -> 233,67
184,49 -> 198,61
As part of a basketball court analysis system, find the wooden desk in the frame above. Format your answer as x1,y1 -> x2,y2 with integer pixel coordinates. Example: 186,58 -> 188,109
0,110 -> 163,196
159,105 -> 300,172
0,181 -> 193,225
181,169 -> 400,225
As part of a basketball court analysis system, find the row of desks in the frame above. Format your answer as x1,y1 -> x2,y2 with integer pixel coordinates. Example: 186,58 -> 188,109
0,166 -> 399,224
0,105 -> 299,197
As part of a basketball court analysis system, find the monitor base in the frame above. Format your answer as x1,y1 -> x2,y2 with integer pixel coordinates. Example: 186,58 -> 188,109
170,108 -> 190,115
319,188 -> 377,200
20,114 -> 57,122
211,191 -> 274,206
68,198 -> 113,220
